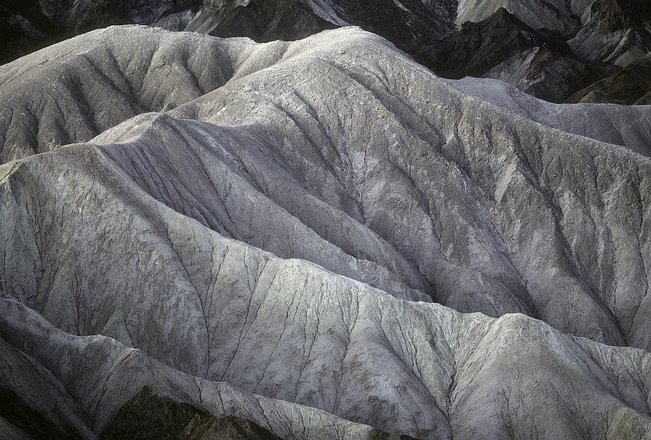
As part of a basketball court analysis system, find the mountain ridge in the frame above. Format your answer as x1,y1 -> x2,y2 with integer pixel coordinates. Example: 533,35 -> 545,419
2,0 -> 651,105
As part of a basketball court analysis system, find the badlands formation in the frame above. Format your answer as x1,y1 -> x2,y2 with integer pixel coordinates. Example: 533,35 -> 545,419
0,1 -> 650,439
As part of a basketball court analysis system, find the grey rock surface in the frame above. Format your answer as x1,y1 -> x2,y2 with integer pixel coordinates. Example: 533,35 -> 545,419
447,76 -> 651,156
3,25 -> 651,345
1,227 -> 651,438
1,25 -> 651,439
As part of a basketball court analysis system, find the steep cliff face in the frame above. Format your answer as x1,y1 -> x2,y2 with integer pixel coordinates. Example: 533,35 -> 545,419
0,26 -> 650,439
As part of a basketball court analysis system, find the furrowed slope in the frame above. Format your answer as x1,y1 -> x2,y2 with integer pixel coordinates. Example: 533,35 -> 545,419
167,27 -> 651,350
1,25 -> 651,439
0,148 -> 649,438
2,26 -> 651,349
0,26 -> 265,163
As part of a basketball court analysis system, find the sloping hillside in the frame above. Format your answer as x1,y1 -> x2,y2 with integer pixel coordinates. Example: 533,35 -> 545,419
0,26 -> 650,439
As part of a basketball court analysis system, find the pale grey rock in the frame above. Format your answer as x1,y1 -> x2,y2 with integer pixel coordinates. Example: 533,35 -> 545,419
0,26 -> 259,163
447,76 -> 651,156
0,296 -> 401,440
1,25 -> 651,439
0,224 -> 650,438
3,26 -> 651,348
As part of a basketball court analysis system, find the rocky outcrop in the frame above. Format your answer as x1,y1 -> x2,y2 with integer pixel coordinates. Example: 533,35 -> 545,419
481,44 -> 604,103
569,21 -> 651,68
419,8 -> 606,102
304,0 -> 457,45
455,0 -> 580,36
0,26 -> 651,439
422,8 -> 570,78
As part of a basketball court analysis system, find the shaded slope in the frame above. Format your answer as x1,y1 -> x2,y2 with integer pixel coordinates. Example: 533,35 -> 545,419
0,336 -> 95,440
0,3 -> 51,64
482,44 -> 604,103
569,21 -> 651,69
184,0 -> 331,41
568,0 -> 651,69
589,0 -> 651,32
100,387 -> 282,440
422,8 -> 571,78
420,8 -> 606,102
455,0 -> 580,36
302,0 -> 457,45
568,52 -> 651,104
